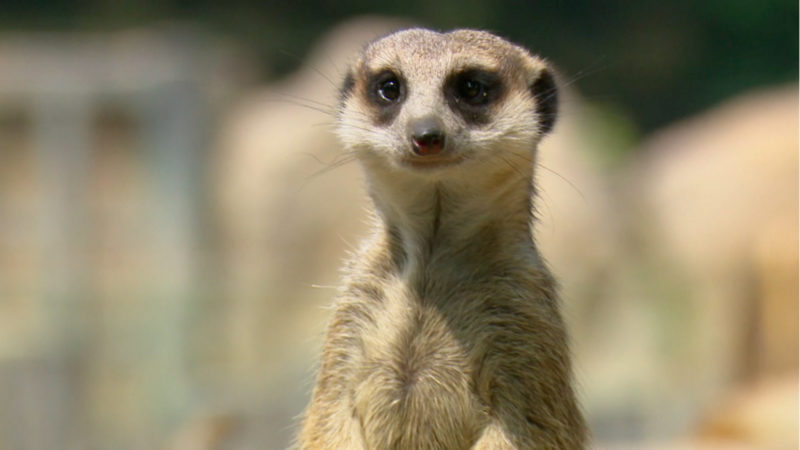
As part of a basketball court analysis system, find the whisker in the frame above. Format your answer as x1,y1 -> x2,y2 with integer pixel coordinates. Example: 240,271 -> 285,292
262,96 -> 336,117
310,121 -> 336,129
310,284 -> 339,290
536,162 -> 586,202
298,152 -> 326,165
278,48 -> 339,89
502,151 -> 586,203
303,153 -> 359,183
533,184 -> 557,234
337,123 -> 379,134
499,154 -> 529,180
275,92 -> 337,111
555,56 -> 610,91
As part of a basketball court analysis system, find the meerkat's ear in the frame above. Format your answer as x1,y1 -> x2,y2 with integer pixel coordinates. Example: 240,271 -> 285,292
340,70 -> 356,101
529,67 -> 558,135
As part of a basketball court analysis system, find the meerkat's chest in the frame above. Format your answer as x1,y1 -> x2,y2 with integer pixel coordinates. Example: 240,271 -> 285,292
348,285 -> 488,449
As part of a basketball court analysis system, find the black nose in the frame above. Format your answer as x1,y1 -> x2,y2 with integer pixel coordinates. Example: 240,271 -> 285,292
408,116 -> 446,156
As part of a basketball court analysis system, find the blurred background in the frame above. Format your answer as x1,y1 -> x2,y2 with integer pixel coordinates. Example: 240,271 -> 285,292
0,2 -> 796,449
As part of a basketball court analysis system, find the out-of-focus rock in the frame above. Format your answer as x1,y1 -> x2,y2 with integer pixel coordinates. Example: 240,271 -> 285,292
636,84 -> 797,380
165,411 -> 238,450
694,375 -> 798,449
625,85 -> 798,440
604,376 -> 798,449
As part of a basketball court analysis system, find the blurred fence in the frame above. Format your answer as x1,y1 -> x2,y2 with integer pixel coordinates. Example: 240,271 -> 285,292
0,28 -> 246,449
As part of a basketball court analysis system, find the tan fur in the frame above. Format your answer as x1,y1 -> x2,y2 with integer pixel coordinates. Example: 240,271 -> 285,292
299,28 -> 587,449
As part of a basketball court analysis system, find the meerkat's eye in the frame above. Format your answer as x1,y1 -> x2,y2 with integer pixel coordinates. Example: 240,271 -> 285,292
375,74 -> 402,103
456,78 -> 489,105
367,71 -> 405,124
447,70 -> 502,111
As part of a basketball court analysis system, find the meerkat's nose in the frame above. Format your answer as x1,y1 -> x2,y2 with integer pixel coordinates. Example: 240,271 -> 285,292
409,116 -> 446,156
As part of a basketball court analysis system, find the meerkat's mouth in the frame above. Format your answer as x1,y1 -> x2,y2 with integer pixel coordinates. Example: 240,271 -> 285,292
401,155 -> 466,170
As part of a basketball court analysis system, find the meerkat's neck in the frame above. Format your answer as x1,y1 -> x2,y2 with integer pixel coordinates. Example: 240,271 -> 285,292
362,157 -> 539,275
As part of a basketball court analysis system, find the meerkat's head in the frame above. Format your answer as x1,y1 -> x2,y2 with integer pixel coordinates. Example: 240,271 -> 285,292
337,28 -> 557,178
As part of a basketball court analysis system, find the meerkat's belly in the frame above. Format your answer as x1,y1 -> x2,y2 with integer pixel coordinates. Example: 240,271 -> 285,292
351,294 -> 486,449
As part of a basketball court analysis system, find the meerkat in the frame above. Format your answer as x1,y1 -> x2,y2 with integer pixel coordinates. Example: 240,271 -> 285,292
298,28 -> 587,449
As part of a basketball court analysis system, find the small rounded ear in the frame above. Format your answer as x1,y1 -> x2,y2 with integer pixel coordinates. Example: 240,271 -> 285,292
529,68 -> 558,135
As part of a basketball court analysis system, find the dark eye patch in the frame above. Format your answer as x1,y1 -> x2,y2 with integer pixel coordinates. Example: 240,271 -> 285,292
445,69 -> 504,125
366,70 -> 406,125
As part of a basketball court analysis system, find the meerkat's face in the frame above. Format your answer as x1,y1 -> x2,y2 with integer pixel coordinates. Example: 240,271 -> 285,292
337,28 -> 557,177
